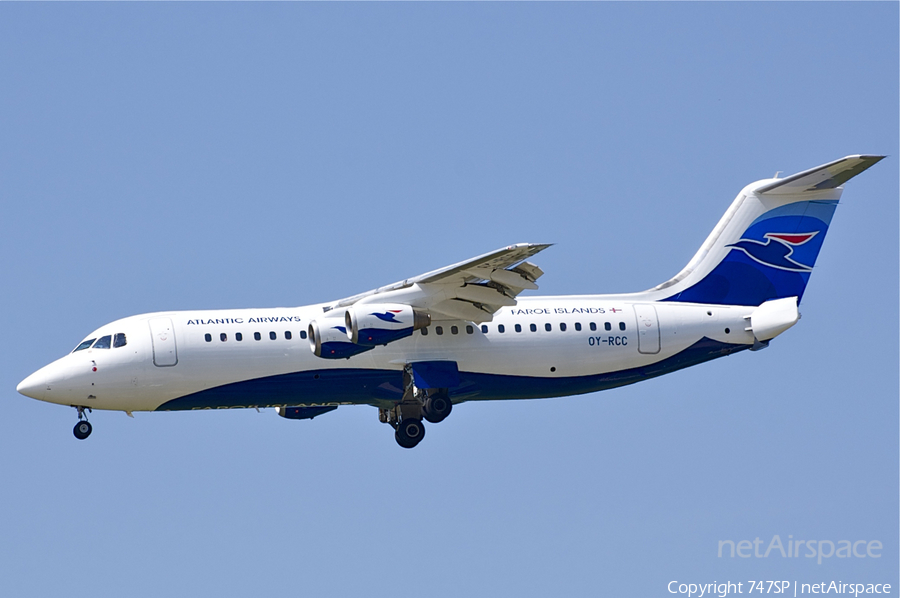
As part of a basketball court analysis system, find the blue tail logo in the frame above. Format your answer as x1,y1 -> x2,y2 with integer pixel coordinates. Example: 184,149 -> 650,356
726,232 -> 818,273
662,200 -> 837,306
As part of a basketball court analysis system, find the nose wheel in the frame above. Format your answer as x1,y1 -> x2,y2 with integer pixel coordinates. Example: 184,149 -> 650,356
73,406 -> 92,440
74,420 -> 93,440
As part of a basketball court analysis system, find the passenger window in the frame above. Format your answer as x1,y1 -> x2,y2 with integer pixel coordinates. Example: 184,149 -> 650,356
466,325 -> 474,334
590,323 -> 597,331
113,333 -> 127,348
605,322 -> 612,331
436,326 -> 443,335
451,326 -> 458,335
236,333 -> 243,341
254,332 -> 261,341
93,335 -> 111,349
421,327 -> 428,336
300,330 -> 307,340
530,324 -> 537,332
481,325 -> 488,333
269,331 -> 277,340
498,324 -> 505,333
73,339 -> 96,352
560,323 -> 567,332
574,323 -> 581,331
220,333 -> 227,342
515,324 -> 522,333
619,322 -> 626,331
544,323 -> 552,332
204,334 -> 212,342
285,331 -> 292,340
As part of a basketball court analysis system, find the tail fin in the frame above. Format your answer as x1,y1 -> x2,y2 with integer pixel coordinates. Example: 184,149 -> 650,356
655,155 -> 885,306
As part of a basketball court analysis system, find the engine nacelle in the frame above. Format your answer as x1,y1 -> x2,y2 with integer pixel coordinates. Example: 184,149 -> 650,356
345,303 -> 431,346
309,318 -> 373,359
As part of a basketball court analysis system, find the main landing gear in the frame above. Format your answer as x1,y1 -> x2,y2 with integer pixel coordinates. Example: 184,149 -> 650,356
395,418 -> 425,449
379,366 -> 454,449
73,406 -> 92,440
380,407 -> 429,449
423,391 -> 452,423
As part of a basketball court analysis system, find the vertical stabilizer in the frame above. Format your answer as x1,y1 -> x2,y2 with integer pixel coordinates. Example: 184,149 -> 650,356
653,155 -> 884,306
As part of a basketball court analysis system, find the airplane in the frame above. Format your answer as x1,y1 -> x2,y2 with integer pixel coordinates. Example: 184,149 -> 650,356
16,155 -> 885,448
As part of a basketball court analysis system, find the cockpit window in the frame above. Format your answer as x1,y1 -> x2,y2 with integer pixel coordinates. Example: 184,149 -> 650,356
73,339 -> 96,352
113,333 -> 127,348
92,335 -> 112,349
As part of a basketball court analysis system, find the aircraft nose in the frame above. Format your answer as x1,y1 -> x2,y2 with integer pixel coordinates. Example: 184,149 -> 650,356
17,369 -> 49,400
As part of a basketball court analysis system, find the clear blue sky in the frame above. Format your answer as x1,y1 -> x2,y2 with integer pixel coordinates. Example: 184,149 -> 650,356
1,4 -> 897,597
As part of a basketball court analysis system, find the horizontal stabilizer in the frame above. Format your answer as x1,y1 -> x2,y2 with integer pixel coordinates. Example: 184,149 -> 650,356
757,155 -> 885,195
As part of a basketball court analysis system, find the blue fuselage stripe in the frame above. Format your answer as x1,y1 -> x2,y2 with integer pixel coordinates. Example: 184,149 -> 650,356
155,337 -> 747,411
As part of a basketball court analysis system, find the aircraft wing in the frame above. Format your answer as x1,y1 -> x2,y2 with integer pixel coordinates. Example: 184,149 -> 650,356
756,154 -> 885,195
329,243 -> 552,322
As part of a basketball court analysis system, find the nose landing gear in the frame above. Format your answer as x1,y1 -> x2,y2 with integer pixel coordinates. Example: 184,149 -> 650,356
73,406 -> 92,440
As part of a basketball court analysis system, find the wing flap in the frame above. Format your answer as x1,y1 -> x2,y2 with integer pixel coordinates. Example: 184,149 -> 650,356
417,243 -> 551,285
330,243 -> 552,321
429,299 -> 495,321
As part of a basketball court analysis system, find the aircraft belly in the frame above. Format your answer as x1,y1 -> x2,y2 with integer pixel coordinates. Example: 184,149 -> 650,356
150,332 -> 744,411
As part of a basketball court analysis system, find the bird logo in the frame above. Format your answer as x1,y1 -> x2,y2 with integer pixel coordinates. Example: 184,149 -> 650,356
726,232 -> 818,272
371,310 -> 404,324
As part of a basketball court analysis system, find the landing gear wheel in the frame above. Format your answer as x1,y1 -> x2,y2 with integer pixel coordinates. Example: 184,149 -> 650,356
423,393 -> 452,424
394,418 -> 426,449
73,421 -> 92,440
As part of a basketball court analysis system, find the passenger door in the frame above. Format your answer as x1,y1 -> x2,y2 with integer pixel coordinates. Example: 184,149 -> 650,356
149,318 -> 178,366
633,304 -> 660,355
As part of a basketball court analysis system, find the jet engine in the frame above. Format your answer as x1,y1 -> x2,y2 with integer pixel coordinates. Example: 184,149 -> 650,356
308,318 -> 373,359
344,303 -> 431,346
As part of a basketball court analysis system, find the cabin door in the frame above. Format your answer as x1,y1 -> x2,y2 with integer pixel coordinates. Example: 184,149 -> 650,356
149,317 -> 178,366
633,304 -> 660,355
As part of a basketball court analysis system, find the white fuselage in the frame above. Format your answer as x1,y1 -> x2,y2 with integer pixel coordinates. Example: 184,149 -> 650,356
18,295 -> 757,413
